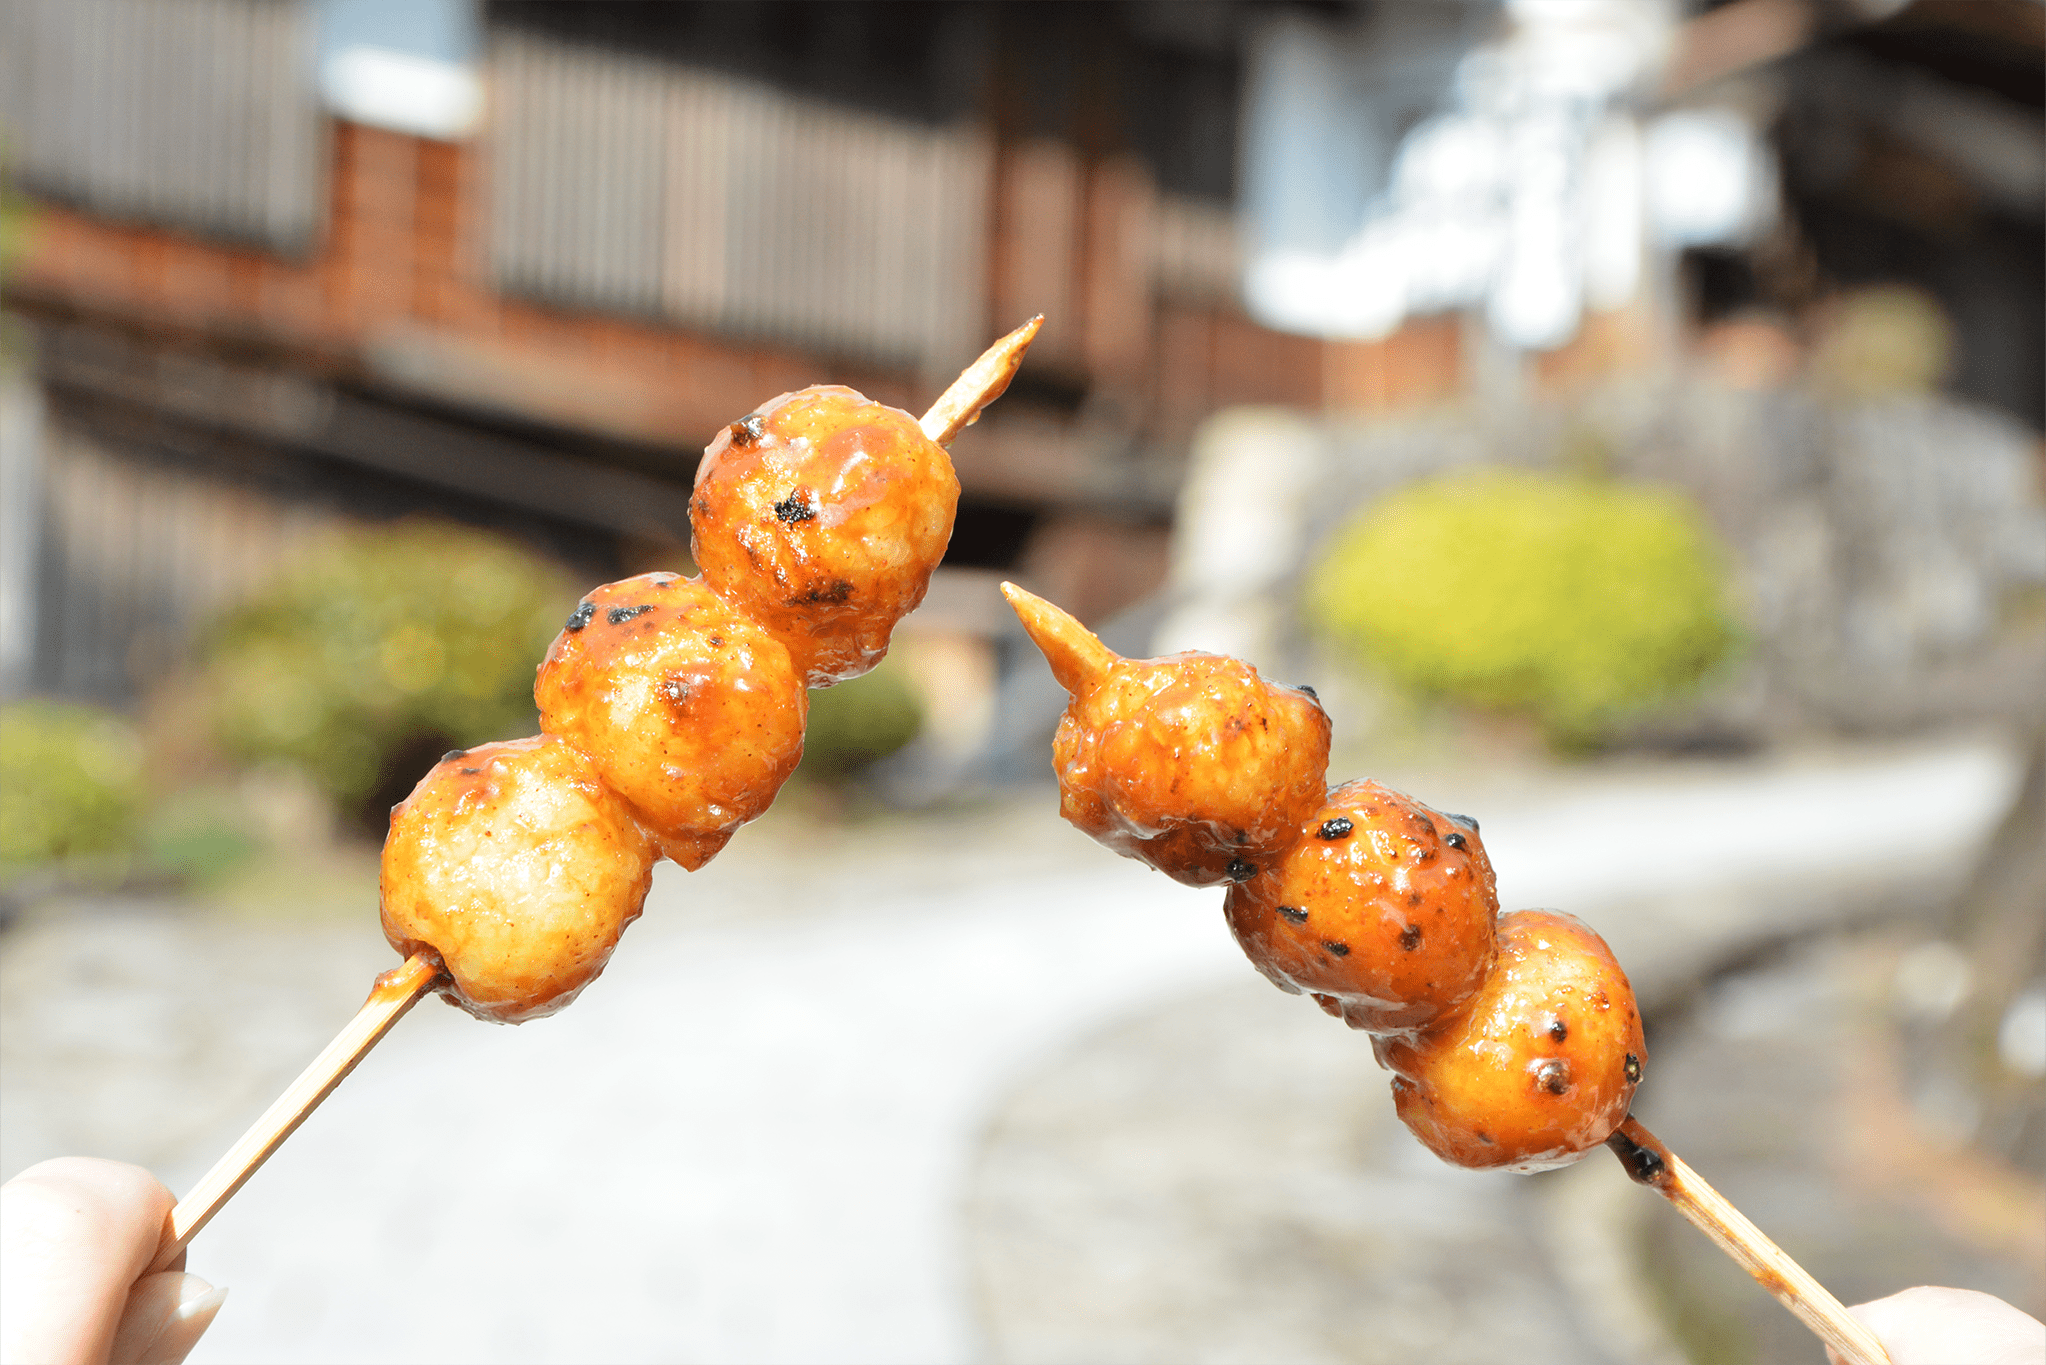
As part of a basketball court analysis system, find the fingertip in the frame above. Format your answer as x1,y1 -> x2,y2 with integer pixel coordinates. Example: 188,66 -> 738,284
106,1273 -> 226,1365
143,1281 -> 226,1365
1848,1285 -> 2046,1365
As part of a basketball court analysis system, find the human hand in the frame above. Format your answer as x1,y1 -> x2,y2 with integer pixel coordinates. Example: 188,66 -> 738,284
0,1159 -> 224,1365
1826,1286 -> 2045,1365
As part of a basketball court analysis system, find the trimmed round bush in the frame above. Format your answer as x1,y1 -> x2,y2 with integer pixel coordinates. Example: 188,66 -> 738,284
197,522 -> 578,815
0,700 -> 144,869
1305,469 -> 1741,743
797,660 -> 924,780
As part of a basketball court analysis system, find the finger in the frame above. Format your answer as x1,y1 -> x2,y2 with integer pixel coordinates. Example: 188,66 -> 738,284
107,1273 -> 227,1365
0,1158 -> 175,1365
1832,1286 -> 2046,1365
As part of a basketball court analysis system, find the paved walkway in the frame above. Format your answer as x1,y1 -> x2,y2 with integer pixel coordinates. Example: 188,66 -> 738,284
0,736 -> 2022,1363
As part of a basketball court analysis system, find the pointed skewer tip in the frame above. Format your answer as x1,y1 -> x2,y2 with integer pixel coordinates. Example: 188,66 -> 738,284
919,317 -> 1044,447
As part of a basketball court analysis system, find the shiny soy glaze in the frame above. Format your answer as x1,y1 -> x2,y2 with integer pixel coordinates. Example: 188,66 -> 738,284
535,572 -> 807,869
1378,909 -> 1645,1173
380,736 -> 656,1024
690,386 -> 959,688
1225,781 -> 1498,1033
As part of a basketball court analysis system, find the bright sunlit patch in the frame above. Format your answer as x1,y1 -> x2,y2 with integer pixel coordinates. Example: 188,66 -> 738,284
322,45 -> 482,139
1241,1 -> 1746,350
1645,109 -> 1774,249
2001,985 -> 2046,1079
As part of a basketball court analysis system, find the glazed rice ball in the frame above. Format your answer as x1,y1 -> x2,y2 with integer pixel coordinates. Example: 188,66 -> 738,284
1376,909 -> 1646,1173
380,735 -> 656,1024
1004,582 -> 1331,889
535,572 -> 807,870
1055,652 -> 1333,887
690,386 -> 959,688
1225,781 -> 1498,1033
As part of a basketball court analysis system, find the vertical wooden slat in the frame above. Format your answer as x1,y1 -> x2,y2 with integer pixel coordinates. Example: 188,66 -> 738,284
6,0 -> 320,251
1080,156 -> 1157,383
487,29 -> 991,372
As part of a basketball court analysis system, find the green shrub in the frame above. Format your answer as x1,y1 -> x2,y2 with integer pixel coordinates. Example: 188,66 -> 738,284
798,660 -> 924,780
1305,469 -> 1741,744
0,700 -> 145,869
140,786 -> 264,885
196,522 -> 579,814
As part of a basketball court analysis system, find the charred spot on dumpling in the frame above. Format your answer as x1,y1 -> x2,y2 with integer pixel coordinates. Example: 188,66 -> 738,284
1445,811 -> 1479,832
1445,830 -> 1467,850
1550,1019 -> 1568,1042
566,601 -> 596,631
1227,858 -> 1256,882
1399,923 -> 1422,950
772,491 -> 816,523
1625,1053 -> 1642,1083
442,749 -> 467,762
1317,817 -> 1354,840
1323,940 -> 1351,957
1289,682 -> 1319,700
794,579 -> 855,606
729,413 -> 765,446
607,604 -> 654,626
1278,904 -> 1309,925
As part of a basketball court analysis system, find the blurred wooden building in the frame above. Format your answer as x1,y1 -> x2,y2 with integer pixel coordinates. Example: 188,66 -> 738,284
6,0 -> 2037,715
0,0 -> 1461,706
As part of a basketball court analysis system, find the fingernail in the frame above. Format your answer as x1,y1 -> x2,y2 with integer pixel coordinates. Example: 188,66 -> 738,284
177,1276 -> 226,1318
138,1277 -> 226,1365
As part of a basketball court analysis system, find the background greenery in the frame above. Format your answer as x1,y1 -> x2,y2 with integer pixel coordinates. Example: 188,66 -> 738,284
195,521 -> 579,823
797,658 -> 925,780
0,699 -> 145,871
1305,468 -> 1742,746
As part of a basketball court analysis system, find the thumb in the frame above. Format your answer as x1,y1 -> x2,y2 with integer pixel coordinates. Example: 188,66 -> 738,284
107,1273 -> 227,1365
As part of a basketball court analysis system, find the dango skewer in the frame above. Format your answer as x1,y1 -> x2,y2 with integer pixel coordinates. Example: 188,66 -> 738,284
1003,583 -> 1891,1365
145,318 -> 1044,1273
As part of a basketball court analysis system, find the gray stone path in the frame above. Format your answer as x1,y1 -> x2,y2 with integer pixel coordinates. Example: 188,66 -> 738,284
965,976 -> 1617,1365
0,736 -> 2022,1364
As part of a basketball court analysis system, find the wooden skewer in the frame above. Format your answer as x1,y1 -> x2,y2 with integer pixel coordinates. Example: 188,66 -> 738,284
921,315 -> 1043,446
143,325 -> 1044,1272
1607,1116 -> 1892,1365
147,950 -> 445,1274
